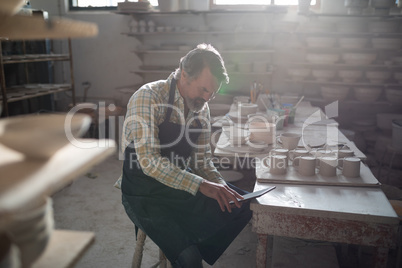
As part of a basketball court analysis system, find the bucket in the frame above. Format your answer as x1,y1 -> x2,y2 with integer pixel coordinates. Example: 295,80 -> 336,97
392,119 -> 402,151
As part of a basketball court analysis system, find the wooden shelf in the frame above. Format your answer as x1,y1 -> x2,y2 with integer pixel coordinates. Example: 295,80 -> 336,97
305,96 -> 391,105
0,139 -> 116,231
32,230 -> 95,268
290,61 -> 402,69
133,49 -> 276,54
285,79 -> 400,87
3,86 -> 72,103
115,7 -> 288,16
2,54 -> 70,64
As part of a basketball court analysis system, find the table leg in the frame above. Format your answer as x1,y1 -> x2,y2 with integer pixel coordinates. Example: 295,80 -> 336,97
256,234 -> 268,268
372,247 -> 388,268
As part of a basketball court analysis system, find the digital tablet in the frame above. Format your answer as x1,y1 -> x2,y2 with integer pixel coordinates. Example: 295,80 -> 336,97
230,186 -> 276,204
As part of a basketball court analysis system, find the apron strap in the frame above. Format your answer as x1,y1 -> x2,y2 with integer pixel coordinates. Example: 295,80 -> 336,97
164,78 -> 177,121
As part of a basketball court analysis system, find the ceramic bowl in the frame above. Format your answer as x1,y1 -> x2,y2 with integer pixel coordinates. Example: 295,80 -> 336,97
237,62 -> 253,73
0,113 -> 91,159
338,70 -> 363,83
300,22 -> 334,33
353,87 -> 383,103
320,86 -> 350,102
312,69 -> 336,82
336,21 -> 367,33
238,103 -> 258,117
287,68 -> 311,80
394,72 -> 402,83
248,122 -> 276,144
371,38 -> 402,50
365,71 -> 391,84
208,103 -> 230,117
338,37 -> 368,49
342,53 -> 376,65
369,20 -> 398,33
305,37 -> 336,48
306,53 -> 340,64
253,62 -> 267,73
385,88 -> 402,104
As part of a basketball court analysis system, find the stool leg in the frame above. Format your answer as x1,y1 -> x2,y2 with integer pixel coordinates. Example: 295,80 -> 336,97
377,149 -> 387,179
132,229 -> 147,268
386,151 -> 397,184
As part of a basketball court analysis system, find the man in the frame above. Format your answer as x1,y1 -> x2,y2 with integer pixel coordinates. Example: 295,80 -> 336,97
121,43 -> 252,267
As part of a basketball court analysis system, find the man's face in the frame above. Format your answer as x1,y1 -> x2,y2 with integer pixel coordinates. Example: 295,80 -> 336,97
181,67 -> 220,113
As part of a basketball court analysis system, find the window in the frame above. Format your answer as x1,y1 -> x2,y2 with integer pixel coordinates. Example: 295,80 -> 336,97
69,0 -> 158,10
214,0 -> 316,6
69,0 -> 315,11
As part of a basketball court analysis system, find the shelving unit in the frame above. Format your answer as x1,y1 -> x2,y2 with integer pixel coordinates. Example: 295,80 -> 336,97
281,15 -> 402,105
118,10 -> 282,94
0,39 -> 76,117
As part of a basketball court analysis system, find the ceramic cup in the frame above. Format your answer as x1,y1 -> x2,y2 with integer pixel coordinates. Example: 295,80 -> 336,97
270,148 -> 289,166
238,103 -> 258,117
337,149 -> 354,159
317,156 -> 338,177
314,149 -> 336,158
293,156 -> 317,176
340,157 -> 361,178
289,149 -> 310,161
277,132 -> 301,150
264,155 -> 287,175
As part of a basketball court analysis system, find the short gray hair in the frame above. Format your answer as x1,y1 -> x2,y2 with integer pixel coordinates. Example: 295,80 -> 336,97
173,43 -> 229,85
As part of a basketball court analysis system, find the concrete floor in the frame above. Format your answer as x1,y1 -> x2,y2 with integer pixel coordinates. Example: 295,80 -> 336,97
51,153 -> 401,268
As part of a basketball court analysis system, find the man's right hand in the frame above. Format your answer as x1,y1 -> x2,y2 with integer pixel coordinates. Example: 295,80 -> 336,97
198,180 -> 244,213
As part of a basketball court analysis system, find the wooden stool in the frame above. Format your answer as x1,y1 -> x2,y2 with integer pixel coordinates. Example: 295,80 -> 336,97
389,200 -> 402,268
132,228 -> 172,268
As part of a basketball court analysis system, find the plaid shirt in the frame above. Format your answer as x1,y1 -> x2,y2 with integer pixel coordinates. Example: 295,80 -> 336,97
122,73 -> 225,195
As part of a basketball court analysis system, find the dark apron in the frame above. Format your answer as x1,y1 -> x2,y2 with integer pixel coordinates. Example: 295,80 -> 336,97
121,79 -> 252,265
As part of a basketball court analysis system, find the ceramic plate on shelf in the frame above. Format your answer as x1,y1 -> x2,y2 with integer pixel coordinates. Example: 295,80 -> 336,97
7,92 -> 25,98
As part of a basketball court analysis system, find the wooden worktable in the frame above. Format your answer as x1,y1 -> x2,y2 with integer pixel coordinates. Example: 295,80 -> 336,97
213,101 -> 399,268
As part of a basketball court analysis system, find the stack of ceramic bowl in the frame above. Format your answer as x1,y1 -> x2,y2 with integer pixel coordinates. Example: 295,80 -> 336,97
344,0 -> 369,15
371,38 -> 402,50
338,37 -> 368,49
385,87 -> 402,104
7,197 -> 54,267
300,21 -> 334,33
248,121 -> 276,145
306,53 -> 340,64
353,87 -> 383,103
287,68 -> 311,81
336,20 -> 367,33
394,72 -> 402,83
369,20 -> 398,33
338,70 -> 363,83
312,69 -> 336,82
341,53 -> 376,65
320,86 -> 350,102
365,70 -> 391,84
272,21 -> 298,32
305,37 -> 336,48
